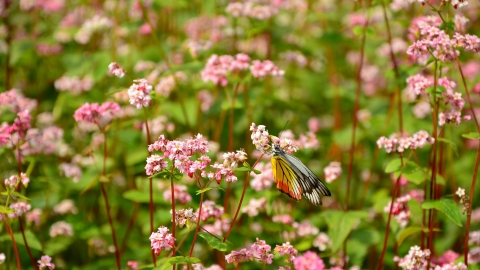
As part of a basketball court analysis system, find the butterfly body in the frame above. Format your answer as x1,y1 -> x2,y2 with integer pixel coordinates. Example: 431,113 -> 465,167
271,144 -> 331,205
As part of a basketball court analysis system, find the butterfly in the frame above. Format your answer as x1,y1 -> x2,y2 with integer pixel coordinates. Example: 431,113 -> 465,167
271,144 -> 331,205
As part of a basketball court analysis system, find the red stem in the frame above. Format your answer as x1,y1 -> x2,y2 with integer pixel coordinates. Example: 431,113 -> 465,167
170,165 -> 177,270
6,220 -> 22,270
189,192 -> 204,256
101,132 -> 121,270
464,144 -> 480,264
223,154 -> 264,242
19,218 -> 38,269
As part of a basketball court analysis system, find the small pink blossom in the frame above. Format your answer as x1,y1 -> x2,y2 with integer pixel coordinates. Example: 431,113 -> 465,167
293,251 -> 325,270
38,255 -> 55,270
384,194 -> 411,227
324,162 -> 342,183
49,221 -> 73,237
73,102 -> 120,128
210,150 -> 247,183
197,200 -> 224,221
313,233 -> 331,251
251,238 -> 273,264
8,202 -> 31,218
54,76 -> 93,95
163,185 -> 192,204
127,261 -> 138,270
274,242 -> 298,263
26,209 -> 42,226
250,60 -> 284,78
242,197 -> 266,217
59,163 -> 82,182
171,208 -> 197,228
225,248 -> 254,265
250,162 -> 274,191
150,226 -> 175,255
395,246 -> 431,270
108,62 -> 126,78
128,79 -> 152,109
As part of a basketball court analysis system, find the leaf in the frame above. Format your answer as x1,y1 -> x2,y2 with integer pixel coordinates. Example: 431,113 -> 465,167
198,232 -> 230,252
462,132 -> 480,140
80,175 -> 99,195
385,159 -> 402,173
0,206 -> 13,214
437,138 -> 458,156
322,210 -> 368,252
44,237 -> 74,255
234,167 -> 251,172
150,170 -> 171,179
422,198 -> 463,227
161,256 -> 201,270
10,191 -> 30,200
196,187 -> 213,195
397,226 -> 424,246
123,190 -> 163,203
99,175 -> 110,183
252,169 -> 262,174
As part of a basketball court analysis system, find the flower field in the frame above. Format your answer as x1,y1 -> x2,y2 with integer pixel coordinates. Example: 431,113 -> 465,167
1,0 -> 480,269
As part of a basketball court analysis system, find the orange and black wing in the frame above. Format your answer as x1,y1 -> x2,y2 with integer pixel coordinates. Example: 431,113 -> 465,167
271,155 -> 303,201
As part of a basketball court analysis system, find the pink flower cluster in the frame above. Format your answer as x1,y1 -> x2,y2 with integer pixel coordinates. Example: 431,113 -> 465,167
226,1 -> 280,20
49,221 -> 73,237
1,110 -> 32,145
384,194 -> 411,227
294,220 -> 320,237
250,123 -> 299,155
6,202 -> 31,219
313,233 -> 332,251
250,162 -> 274,191
197,200 -> 224,221
38,255 -> 55,270
201,54 -> 283,86
147,134 -> 210,178
4,173 -> 29,189
242,197 -> 266,217
210,150 -> 247,183
73,102 -> 120,128
225,248 -> 254,265
274,242 -> 298,263
279,130 -> 319,150
54,76 -> 93,94
128,79 -> 152,109
150,226 -> 175,255
293,251 -> 325,270
163,184 -> 192,204
407,20 -> 478,63
395,246 -> 431,270
226,238 -> 274,265
171,208 -> 197,228
108,62 -> 126,78
324,161 -> 342,183
377,130 -> 434,153
407,0 -> 468,9
59,162 -> 82,182
0,89 -> 37,113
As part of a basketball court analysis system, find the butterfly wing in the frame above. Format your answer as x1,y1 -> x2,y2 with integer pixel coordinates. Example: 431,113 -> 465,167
275,151 -> 331,205
271,155 -> 303,201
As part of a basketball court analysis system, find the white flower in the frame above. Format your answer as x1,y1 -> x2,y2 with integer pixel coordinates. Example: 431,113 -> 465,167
456,187 -> 465,198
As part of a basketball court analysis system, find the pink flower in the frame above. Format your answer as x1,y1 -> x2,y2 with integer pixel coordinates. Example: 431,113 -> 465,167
395,246 -> 430,269
26,209 -> 42,226
49,221 -> 73,237
108,62 -> 126,78
242,197 -> 266,217
225,248 -> 254,265
293,220 -> 319,237
38,255 -> 55,270
274,242 -> 298,263
163,185 -> 192,204
150,226 -> 175,255
8,202 -> 31,218
272,214 -> 293,225
59,163 -> 82,183
128,79 -> 152,109
171,208 -> 197,228
251,238 -> 273,264
384,194 -> 411,227
324,162 -> 342,183
54,76 -> 93,94
293,251 -> 325,270
210,150 -> 247,183
250,162 -> 274,191
313,233 -> 331,251
73,102 -> 120,128
197,90 -> 214,112
250,60 -> 284,78
145,155 -> 168,176
308,117 -> 321,133
196,200 -> 224,221
127,261 -> 138,270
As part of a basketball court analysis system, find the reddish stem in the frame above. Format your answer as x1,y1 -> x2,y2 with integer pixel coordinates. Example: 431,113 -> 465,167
189,192 -> 204,256
6,220 -> 22,270
170,165 -> 177,270
101,132 -> 121,270
223,154 -> 264,242
464,144 -> 480,264
19,218 -> 38,269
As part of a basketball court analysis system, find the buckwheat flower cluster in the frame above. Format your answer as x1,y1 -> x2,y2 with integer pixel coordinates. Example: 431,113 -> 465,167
226,1 -> 280,20
250,60 -> 285,78
407,0 -> 468,9
4,173 -> 29,189
150,226 -> 175,255
294,220 -> 319,237
293,251 -> 325,270
384,194 -> 411,227
197,200 -> 224,221
201,54 -> 251,86
272,214 -> 293,225
242,197 -> 266,217
127,261 -> 138,270
469,246 -> 480,264
377,131 -> 434,153
59,162 -> 82,182
2,109 -> 33,140
278,130 -> 315,151
54,76 -> 93,94
324,161 -> 342,183
225,248 -> 254,266
49,221 -> 73,237
456,187 -> 470,214
171,208 -> 197,228
250,162 -> 274,191
147,134 -> 210,178
145,155 -> 168,176
313,233 -> 332,251
163,184 -> 192,204
274,242 -> 298,263
8,202 -> 31,218
280,51 -> 308,67
108,62 -> 126,78
251,238 -> 274,264
73,102 -> 120,128
38,255 -> 55,270
53,199 -> 78,215
75,15 -> 112,44
210,150 -> 247,183
395,246 -> 431,270
470,231 -> 480,245
432,250 -> 467,269
250,123 -> 274,154
128,79 -> 152,109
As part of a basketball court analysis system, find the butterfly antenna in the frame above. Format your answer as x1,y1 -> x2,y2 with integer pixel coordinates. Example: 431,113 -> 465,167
279,120 -> 290,138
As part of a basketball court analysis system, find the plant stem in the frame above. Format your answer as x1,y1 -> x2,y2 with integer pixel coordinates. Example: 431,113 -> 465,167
101,132 -> 121,270
223,154 -> 264,242
189,192 -> 204,257
5,219 -> 21,270
19,218 -> 37,269
170,164 -> 177,270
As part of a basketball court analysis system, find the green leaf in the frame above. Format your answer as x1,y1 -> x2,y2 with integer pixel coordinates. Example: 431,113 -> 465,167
150,170 -> 171,179
437,138 -> 458,156
462,132 -> 480,140
234,167 -> 251,172
196,187 -> 213,195
385,159 -> 402,173
252,169 -> 262,174
422,198 -> 463,227
21,230 -> 43,251
198,232 -> 230,252
397,226 -> 423,246
295,239 -> 312,251
44,237 -> 74,255
80,175 -> 99,195
0,206 -> 13,214
10,191 -> 30,200
123,189 -> 163,203
322,210 -> 368,252
161,256 -> 201,270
